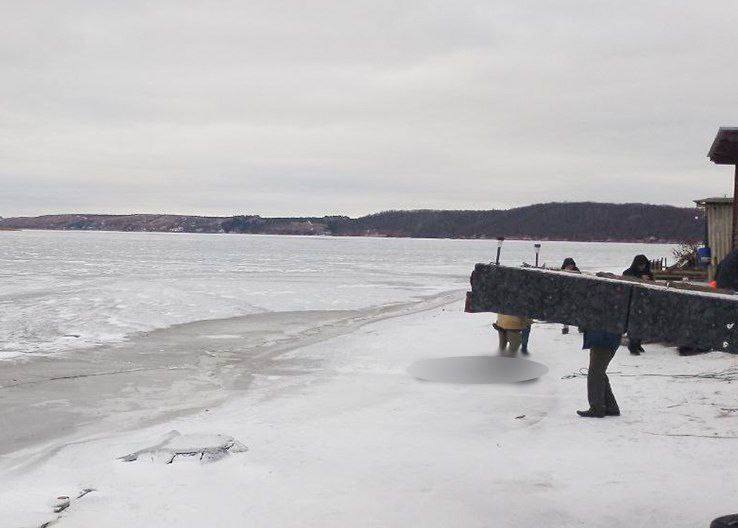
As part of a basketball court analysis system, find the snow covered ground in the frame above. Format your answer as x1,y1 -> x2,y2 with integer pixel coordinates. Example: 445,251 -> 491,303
2,297 -> 737,527
2,232 -> 735,527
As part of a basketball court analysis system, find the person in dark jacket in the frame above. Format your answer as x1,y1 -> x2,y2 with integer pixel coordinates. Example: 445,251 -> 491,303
578,329 -> 621,418
623,254 -> 654,280
560,258 -> 580,335
561,257 -> 580,272
623,254 -> 653,354
715,248 -> 738,291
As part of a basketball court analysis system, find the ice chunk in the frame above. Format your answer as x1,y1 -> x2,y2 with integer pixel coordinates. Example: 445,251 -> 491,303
119,431 -> 248,464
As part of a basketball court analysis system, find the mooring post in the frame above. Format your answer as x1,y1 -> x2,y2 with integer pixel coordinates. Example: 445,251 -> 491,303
495,237 -> 504,265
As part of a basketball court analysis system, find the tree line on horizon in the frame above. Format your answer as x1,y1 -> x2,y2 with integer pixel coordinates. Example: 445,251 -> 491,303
0,202 -> 705,242
325,202 -> 704,242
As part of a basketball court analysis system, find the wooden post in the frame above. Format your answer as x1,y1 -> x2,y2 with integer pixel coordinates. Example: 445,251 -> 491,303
734,164 -> 738,249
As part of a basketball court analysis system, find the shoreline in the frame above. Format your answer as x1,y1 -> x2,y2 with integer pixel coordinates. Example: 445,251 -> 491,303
0,290 -> 463,459
1,228 -> 688,245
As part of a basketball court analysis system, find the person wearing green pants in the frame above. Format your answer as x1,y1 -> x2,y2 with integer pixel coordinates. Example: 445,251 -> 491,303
578,330 -> 621,418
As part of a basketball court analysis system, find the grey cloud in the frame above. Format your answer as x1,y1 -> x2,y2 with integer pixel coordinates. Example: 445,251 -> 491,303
1,1 -> 737,217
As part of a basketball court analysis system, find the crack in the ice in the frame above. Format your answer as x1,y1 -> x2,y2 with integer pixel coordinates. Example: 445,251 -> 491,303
0,366 -> 188,389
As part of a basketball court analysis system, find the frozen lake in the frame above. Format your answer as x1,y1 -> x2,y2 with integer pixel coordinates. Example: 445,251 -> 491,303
1,230 -> 675,359
4,231 -> 738,528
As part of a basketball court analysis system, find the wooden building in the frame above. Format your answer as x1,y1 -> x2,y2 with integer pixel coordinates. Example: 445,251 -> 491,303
694,197 -> 732,279
708,127 -> 738,249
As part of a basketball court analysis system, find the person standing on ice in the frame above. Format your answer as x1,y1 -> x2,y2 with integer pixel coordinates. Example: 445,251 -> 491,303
578,329 -> 621,418
494,314 -> 532,356
520,324 -> 532,355
560,258 -> 580,335
622,254 -> 653,355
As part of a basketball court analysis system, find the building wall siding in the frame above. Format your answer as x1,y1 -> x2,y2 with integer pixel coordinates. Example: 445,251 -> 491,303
707,203 -> 733,279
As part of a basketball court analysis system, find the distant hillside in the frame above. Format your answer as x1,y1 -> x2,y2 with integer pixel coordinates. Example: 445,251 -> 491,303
0,202 -> 704,242
0,213 -> 330,236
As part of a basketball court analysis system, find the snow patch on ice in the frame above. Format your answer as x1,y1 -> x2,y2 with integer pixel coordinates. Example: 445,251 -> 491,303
119,431 -> 248,464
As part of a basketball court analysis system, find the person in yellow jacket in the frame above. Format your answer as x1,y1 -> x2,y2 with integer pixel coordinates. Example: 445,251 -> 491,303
494,313 -> 532,355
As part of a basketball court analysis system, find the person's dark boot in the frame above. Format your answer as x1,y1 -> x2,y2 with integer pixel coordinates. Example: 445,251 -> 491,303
577,408 -> 606,418
521,348 -> 529,356
628,340 -> 644,355
606,407 -> 620,416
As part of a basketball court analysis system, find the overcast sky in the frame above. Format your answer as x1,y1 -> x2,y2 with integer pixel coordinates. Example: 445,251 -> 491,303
2,1 -> 738,217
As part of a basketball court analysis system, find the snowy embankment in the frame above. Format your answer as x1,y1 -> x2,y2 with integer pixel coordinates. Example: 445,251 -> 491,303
2,298 -> 737,528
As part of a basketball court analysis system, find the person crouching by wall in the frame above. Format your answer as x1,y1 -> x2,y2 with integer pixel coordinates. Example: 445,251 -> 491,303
578,329 -> 622,418
561,257 -> 580,273
494,314 -> 532,356
715,248 -> 738,290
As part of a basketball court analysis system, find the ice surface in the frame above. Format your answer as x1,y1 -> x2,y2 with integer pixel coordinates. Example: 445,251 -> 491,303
0,230 -> 675,359
2,301 -> 737,528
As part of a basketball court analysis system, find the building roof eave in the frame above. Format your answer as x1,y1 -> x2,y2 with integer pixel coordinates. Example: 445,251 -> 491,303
708,127 -> 738,165
694,197 -> 734,206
